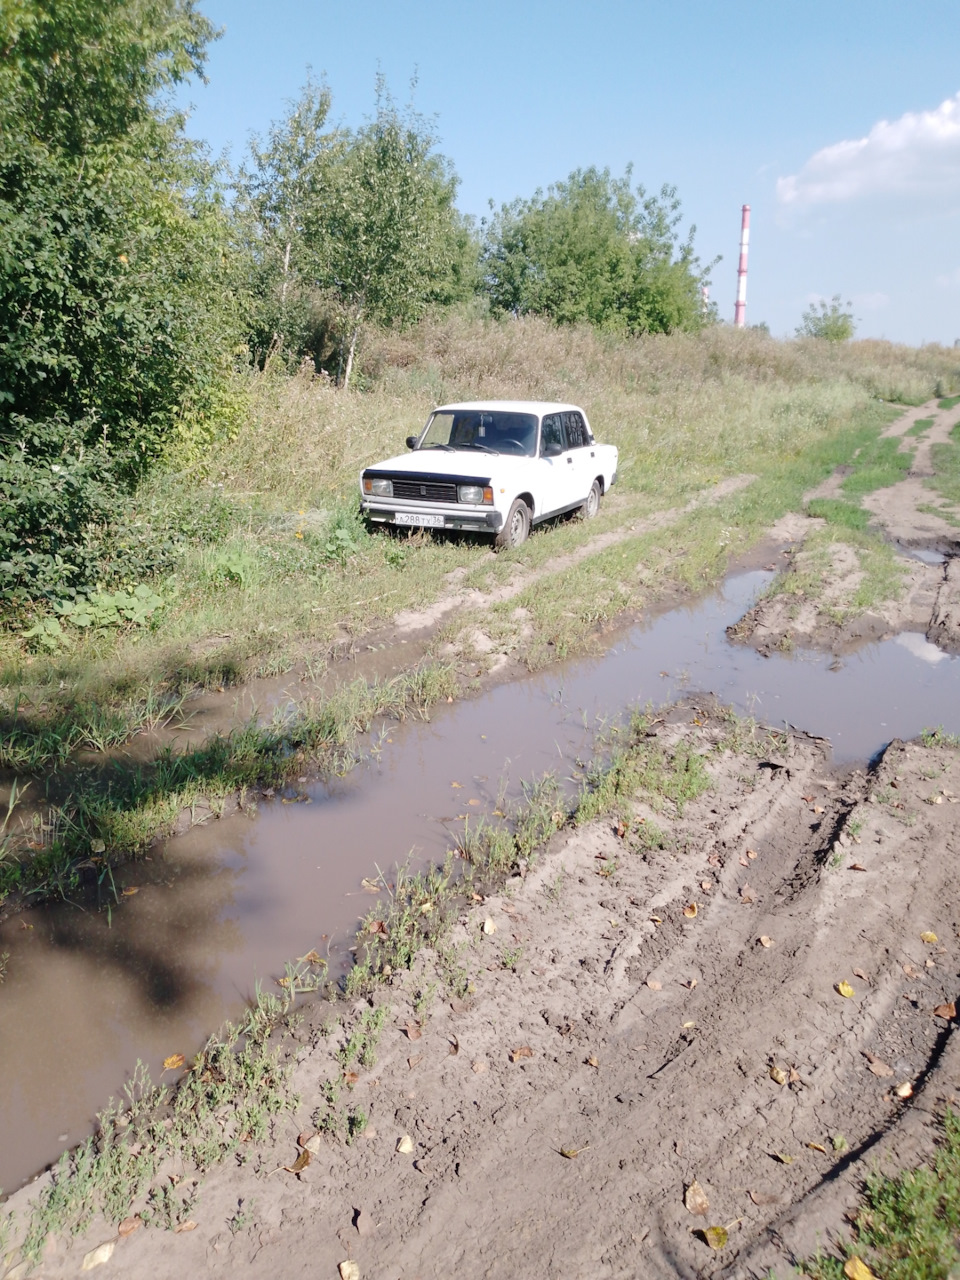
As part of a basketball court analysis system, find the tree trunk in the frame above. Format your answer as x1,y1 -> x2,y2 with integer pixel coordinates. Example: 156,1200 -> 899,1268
341,317 -> 362,391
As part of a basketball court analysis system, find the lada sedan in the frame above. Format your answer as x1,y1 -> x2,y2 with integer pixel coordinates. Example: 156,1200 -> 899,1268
359,400 -> 618,550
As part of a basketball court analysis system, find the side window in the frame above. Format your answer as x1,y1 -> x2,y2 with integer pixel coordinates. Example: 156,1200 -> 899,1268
540,414 -> 567,455
563,412 -> 586,449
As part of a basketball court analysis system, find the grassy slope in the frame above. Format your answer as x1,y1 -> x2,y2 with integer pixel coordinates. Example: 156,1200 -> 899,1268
0,318 -> 957,894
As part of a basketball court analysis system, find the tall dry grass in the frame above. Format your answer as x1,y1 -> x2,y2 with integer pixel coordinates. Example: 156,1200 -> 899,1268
220,315 -> 959,507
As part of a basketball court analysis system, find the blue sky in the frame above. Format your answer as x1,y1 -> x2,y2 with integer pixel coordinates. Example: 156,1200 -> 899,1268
181,0 -> 960,345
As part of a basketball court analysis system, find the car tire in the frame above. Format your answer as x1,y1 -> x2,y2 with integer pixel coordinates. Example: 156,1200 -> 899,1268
578,479 -> 602,520
494,499 -> 530,551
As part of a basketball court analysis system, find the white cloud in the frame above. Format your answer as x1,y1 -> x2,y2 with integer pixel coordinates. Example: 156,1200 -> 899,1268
935,267 -> 960,289
778,91 -> 960,206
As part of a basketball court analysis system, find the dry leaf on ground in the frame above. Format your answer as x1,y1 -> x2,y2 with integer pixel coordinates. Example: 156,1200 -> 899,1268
646,977 -> 662,991
482,918 -> 497,935
683,902 -> 698,918
360,878 -> 380,893
921,931 -> 939,943
471,1060 -> 487,1073
407,1054 -> 423,1070
740,883 -> 756,903
807,1142 -> 827,1153
117,1217 -> 142,1237
560,1145 -> 589,1159
844,1258 -> 877,1280
81,1243 -> 116,1271
162,1053 -> 185,1071
934,1002 -> 957,1020
772,1151 -> 794,1164
404,1023 -> 422,1041
759,935 -> 773,948
174,1221 -> 197,1233
509,1045 -> 534,1062
895,1081 -> 914,1098
339,1262 -> 361,1280
862,1052 -> 894,1078
282,1149 -> 310,1174
448,1035 -> 459,1056
702,1225 -> 728,1250
748,1190 -> 781,1206
396,1135 -> 414,1154
853,968 -> 870,982
836,980 -> 855,998
684,1179 -> 710,1215
769,1064 -> 787,1086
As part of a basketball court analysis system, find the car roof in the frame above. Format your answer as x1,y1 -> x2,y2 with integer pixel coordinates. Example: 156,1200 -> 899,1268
432,400 -> 585,417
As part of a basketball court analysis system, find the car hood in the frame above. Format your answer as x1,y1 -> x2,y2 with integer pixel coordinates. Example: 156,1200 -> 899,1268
363,450 -> 531,479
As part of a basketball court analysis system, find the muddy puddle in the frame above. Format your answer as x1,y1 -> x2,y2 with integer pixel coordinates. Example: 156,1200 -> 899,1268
3,568 -> 960,1192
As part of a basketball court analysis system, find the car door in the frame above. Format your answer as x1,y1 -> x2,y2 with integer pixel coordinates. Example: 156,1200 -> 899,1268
562,410 -> 594,504
538,413 -> 579,514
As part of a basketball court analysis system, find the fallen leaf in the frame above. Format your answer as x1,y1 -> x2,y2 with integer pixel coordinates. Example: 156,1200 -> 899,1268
450,781 -> 463,788
586,1055 -> 599,1068
759,936 -> 773,948
813,805 -> 824,814
343,1071 -> 359,1086
683,977 -> 698,989
740,883 -> 756,903
396,1134 -> 414,1154
683,903 -> 698,919
90,839 -> 106,855
862,1052 -> 894,1078
174,1220 -> 197,1233
708,854 -> 721,867
682,1020 -> 696,1029
118,1217 -> 142,1237
895,1081 -> 914,1099
299,949 -> 323,964
482,918 -> 497,935
702,1225 -> 728,1250
853,968 -> 870,983
510,1045 -> 534,1062
122,886 -> 139,896
769,1064 -> 787,1086
849,863 -> 867,872
419,901 -> 433,914
921,931 -> 939,944
772,1151 -> 794,1164
903,963 -> 921,978
615,820 -> 626,838
789,1067 -> 800,1085
339,1262 -> 361,1280
471,1060 -> 487,1073
162,1053 -> 185,1071
843,1258 -> 877,1280
746,848 -> 758,860
649,916 -> 662,925
646,977 -> 662,991
801,795 -> 814,803
299,1131 -> 322,1155
407,1054 -> 423,1070
560,1145 -> 589,1159
360,878 -> 380,893
448,1035 -> 459,1056
404,1023 -> 422,1041
748,1190 -> 781,1206
739,855 -> 749,867
836,981 -> 855,998
933,1002 -> 956,1020
369,919 -> 387,936
807,1142 -> 827,1153
282,1149 -> 310,1174
467,798 -> 480,806
700,879 -> 713,891
353,1208 -> 374,1237
684,1179 -> 710,1216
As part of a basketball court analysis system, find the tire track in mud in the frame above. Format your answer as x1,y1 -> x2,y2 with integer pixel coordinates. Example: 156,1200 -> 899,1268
28,704 -> 958,1279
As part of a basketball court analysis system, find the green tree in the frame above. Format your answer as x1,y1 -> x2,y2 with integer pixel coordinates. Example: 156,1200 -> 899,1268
796,295 -> 856,341
480,167 -> 713,334
236,75 -> 344,362
0,0 -> 243,604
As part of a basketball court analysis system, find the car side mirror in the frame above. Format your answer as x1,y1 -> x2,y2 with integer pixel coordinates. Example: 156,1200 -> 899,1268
405,435 -> 418,450
542,441 -> 562,458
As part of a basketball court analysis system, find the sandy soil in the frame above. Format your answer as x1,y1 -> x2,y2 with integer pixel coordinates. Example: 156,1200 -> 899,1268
8,704 -> 960,1280
729,399 -> 960,656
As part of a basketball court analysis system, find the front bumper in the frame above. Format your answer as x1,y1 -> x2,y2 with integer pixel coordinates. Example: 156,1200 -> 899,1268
361,500 -> 503,532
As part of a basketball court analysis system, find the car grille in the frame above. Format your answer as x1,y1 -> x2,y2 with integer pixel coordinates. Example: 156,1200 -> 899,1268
390,477 -> 459,503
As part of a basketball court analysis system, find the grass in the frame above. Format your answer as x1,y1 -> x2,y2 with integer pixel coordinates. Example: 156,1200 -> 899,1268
802,1111 -> 960,1280
0,663 -> 457,905
927,424 -> 960,509
938,395 -> 960,410
905,417 -> 935,437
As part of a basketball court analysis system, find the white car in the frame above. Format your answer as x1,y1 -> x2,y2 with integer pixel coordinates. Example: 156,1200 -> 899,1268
360,400 -> 618,550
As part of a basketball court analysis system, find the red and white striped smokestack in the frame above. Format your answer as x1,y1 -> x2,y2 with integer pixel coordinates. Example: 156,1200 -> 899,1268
734,204 -> 750,328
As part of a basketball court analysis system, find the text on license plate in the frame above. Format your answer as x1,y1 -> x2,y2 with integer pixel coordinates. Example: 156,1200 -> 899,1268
395,512 -> 444,528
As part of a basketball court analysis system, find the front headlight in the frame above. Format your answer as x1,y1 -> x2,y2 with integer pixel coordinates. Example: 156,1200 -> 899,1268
458,484 -> 493,505
363,477 -> 393,498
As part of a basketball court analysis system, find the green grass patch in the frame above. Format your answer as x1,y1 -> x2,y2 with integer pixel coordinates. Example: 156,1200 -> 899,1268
806,498 -> 872,531
927,430 -> 960,509
802,1110 -> 960,1280
839,434 -> 913,500
938,395 -> 960,410
905,417 -> 935,437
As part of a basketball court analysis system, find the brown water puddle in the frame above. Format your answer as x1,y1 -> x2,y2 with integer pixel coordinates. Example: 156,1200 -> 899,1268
3,569 -> 960,1192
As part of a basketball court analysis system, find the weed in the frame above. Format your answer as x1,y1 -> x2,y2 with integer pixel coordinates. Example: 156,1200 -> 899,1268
938,395 -> 960,410
544,868 -> 567,904
500,944 -> 524,971
905,417 -> 935,437
412,982 -> 438,1021
228,1198 -> 254,1234
922,726 -> 960,749
801,1110 -> 960,1280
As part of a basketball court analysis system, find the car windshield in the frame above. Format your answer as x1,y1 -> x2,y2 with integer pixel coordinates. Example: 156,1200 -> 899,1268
418,410 -> 538,457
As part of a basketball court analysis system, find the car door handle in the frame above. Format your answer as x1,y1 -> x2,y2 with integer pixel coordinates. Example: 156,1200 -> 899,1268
566,456 -> 573,464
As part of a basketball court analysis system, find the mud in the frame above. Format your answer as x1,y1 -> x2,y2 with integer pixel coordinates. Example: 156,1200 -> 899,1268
8,707 -> 960,1279
729,398 -> 960,657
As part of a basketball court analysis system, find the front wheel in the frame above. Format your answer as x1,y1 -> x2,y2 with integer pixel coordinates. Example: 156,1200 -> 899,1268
578,479 -> 602,520
494,498 -> 530,551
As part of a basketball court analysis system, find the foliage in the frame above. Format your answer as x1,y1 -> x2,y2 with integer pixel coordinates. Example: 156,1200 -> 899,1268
238,76 -> 477,386
797,295 -> 856,341
480,166 -> 714,334
0,0 -> 244,605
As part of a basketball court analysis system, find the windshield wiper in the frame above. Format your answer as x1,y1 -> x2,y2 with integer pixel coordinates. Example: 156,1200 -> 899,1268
422,443 -> 455,451
460,442 -> 498,454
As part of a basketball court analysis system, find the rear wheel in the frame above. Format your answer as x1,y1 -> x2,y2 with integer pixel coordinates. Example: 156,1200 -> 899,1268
578,479 -> 602,520
494,499 -> 530,551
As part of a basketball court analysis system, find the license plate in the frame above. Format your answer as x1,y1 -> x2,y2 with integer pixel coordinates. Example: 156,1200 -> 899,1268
394,512 -> 445,528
